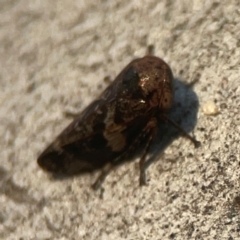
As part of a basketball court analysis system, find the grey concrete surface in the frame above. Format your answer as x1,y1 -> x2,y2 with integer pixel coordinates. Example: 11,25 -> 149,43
0,1 -> 239,239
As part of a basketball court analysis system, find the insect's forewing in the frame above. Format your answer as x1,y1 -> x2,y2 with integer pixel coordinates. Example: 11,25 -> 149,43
53,59 -> 139,147
37,60 -> 150,175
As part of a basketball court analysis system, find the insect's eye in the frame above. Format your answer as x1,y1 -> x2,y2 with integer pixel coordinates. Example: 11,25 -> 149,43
122,66 -> 140,91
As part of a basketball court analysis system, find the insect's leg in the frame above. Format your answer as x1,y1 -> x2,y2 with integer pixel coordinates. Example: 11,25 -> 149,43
63,110 -> 81,118
91,163 -> 114,190
92,119 -> 158,189
139,118 -> 158,186
161,114 -> 200,148
146,44 -> 155,55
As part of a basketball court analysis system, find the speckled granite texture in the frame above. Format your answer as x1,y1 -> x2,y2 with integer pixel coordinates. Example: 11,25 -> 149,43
0,1 -> 239,239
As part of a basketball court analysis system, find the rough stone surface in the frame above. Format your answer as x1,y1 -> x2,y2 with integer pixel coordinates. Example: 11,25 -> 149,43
0,1 -> 239,239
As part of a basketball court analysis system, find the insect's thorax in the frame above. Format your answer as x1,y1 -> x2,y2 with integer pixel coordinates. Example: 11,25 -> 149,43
134,56 -> 174,110
114,97 -> 152,123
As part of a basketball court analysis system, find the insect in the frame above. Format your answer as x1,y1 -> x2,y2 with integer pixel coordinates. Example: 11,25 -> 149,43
37,55 -> 200,190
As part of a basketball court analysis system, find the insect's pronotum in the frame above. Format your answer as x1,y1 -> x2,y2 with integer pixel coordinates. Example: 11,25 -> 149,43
37,55 -> 200,190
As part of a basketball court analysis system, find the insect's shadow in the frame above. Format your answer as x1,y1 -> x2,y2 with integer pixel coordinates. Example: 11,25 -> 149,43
145,77 -> 200,169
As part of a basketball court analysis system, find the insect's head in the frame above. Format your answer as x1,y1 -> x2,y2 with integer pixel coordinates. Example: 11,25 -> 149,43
122,56 -> 174,111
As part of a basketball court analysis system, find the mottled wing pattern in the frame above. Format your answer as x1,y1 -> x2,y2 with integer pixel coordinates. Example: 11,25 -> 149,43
37,61 -> 150,174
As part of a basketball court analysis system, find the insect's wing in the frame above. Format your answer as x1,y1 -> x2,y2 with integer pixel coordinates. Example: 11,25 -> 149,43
50,58 -> 140,148
37,58 -> 150,175
37,72 -> 127,173
56,99 -> 109,147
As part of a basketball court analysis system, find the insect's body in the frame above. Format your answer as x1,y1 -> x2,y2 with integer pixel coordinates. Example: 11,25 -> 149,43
37,56 -> 199,189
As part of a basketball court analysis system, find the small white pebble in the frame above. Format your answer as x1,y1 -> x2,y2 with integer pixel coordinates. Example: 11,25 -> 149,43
202,101 -> 219,115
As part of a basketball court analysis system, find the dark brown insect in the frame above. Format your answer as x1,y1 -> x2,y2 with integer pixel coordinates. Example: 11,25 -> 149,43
37,55 -> 200,190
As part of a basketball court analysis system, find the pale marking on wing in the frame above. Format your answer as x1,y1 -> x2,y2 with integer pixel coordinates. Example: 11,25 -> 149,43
103,130 -> 126,152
